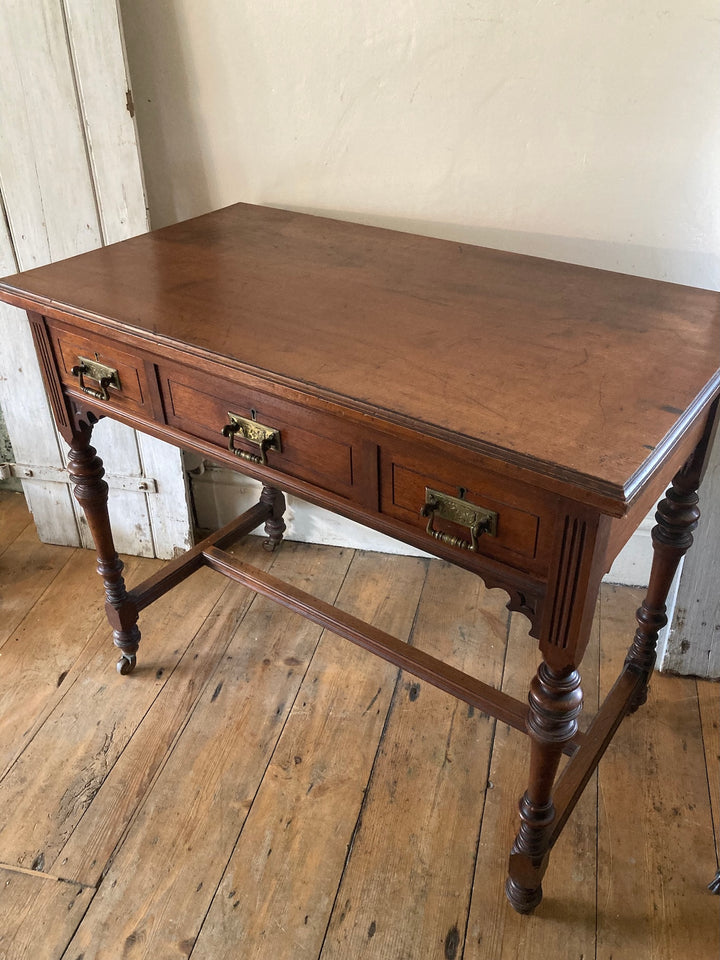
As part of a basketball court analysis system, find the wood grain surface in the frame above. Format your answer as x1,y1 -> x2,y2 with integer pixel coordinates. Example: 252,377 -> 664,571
1,203 -> 718,495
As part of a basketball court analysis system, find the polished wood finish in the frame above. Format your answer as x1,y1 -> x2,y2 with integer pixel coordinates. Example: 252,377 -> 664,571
3,203 -> 718,505
1,203 -> 718,913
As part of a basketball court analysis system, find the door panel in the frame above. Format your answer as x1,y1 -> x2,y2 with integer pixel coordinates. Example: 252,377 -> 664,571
0,0 -> 191,559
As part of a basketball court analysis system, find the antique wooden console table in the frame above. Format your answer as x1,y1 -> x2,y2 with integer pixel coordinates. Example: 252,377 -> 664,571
1,203 -> 718,913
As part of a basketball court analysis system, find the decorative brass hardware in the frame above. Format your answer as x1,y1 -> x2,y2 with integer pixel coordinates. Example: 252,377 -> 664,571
71,357 -> 120,401
222,412 -> 281,465
420,487 -> 497,551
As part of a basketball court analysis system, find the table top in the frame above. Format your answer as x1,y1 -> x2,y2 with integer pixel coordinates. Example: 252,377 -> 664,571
1,203 -> 718,503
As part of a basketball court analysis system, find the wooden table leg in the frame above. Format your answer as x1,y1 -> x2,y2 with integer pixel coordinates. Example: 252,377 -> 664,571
505,405 -> 716,914
260,485 -> 287,551
625,453 -> 703,712
505,453 -> 702,914
67,419 -> 140,674
505,504 -> 609,913
505,661 -> 583,913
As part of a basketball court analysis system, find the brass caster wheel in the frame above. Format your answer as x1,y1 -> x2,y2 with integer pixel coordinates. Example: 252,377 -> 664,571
262,537 -> 281,552
117,653 -> 137,675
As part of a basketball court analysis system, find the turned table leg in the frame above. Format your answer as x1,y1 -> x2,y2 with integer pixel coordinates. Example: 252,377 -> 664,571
625,457 -> 702,712
505,505 -> 608,913
67,421 -> 140,674
260,484 -> 287,551
504,410 -> 714,913
506,662 -> 583,913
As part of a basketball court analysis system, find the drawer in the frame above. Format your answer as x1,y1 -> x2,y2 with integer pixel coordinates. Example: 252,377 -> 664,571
380,443 -> 553,574
158,361 -> 358,497
49,321 -> 150,415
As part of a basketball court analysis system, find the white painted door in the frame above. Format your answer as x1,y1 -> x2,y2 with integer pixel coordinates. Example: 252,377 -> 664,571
0,0 -> 192,560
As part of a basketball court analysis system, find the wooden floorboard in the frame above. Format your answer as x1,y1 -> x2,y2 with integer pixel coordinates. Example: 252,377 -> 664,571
0,499 -> 717,960
0,866 -> 93,960
318,562 -> 508,960
0,491 -> 78,653
0,490 -> 35,553
191,550 -> 427,960
0,550 -> 153,780
697,677 -> 720,866
596,585 -> 719,960
64,542 -> 356,960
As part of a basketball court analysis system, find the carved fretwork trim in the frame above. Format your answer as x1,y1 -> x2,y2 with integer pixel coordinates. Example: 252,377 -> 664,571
470,572 -> 542,634
506,589 -> 538,624
547,516 -> 587,649
70,401 -> 102,436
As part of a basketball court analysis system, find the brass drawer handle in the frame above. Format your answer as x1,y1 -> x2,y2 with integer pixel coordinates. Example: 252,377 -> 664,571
71,356 -> 120,401
420,487 -> 497,552
222,412 -> 281,465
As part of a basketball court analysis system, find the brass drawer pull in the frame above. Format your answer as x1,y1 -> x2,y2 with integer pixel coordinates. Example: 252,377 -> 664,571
222,412 -> 281,465
71,356 -> 121,401
420,487 -> 497,552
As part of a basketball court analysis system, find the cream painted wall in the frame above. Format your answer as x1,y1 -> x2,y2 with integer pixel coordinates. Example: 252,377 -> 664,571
119,0 -> 720,581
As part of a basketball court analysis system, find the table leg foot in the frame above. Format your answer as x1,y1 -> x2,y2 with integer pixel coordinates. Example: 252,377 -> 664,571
505,875 -> 543,914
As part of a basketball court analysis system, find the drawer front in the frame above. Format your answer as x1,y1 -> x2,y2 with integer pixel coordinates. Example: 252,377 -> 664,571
49,321 -> 149,415
159,361 -> 357,497
381,444 -> 553,575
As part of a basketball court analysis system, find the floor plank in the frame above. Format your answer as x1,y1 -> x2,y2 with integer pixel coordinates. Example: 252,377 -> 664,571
191,551 -> 428,960
53,573 -> 257,885
0,522 -> 75,649
0,489 -> 33,552
319,564 -> 509,960
697,678 -> 719,866
64,543 -> 354,960
0,551 -> 152,779
596,584 -> 719,960
0,866 -> 93,960
0,559 -> 230,882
